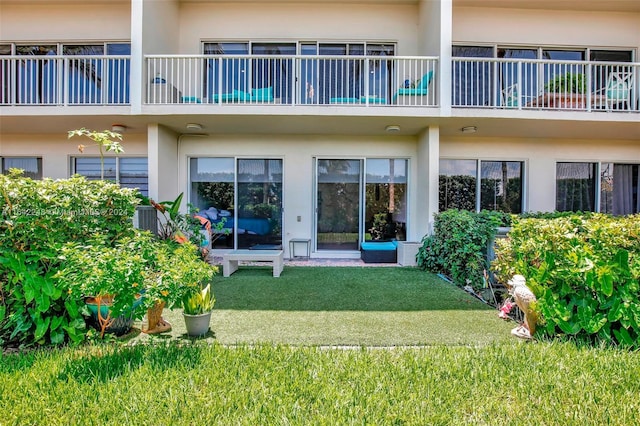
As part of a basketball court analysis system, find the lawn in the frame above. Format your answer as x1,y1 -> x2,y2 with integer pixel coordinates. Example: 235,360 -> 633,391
3,267 -> 639,424
136,266 -> 514,346
2,342 -> 639,424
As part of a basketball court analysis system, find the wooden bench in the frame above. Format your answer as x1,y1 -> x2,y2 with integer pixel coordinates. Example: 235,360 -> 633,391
222,249 -> 284,277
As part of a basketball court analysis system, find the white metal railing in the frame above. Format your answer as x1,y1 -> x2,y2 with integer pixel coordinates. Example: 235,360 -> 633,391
0,55 -> 131,106
452,58 -> 639,112
145,55 -> 439,107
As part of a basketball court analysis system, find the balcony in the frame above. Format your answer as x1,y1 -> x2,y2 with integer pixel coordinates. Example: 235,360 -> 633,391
452,58 -> 639,112
145,55 -> 438,107
2,54 -> 638,115
0,55 -> 131,106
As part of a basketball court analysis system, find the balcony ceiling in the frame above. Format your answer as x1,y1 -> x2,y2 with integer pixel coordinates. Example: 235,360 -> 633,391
1,110 -> 639,142
454,0 -> 640,13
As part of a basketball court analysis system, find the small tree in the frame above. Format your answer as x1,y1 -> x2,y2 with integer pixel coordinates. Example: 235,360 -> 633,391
68,128 -> 124,180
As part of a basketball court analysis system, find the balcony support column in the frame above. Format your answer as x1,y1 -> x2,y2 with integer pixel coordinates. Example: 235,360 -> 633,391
147,124 -> 178,202
414,126 -> 440,241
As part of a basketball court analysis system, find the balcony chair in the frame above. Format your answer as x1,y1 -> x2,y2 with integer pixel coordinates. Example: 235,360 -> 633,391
212,86 -> 275,103
591,71 -> 634,110
392,70 -> 434,104
501,83 -> 520,108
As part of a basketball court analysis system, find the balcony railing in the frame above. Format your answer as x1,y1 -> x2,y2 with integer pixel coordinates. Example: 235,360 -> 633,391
452,58 -> 639,112
145,55 -> 439,107
0,55 -> 131,106
3,53 -> 637,114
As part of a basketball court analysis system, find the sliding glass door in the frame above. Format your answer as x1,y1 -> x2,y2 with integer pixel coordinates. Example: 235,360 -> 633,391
316,159 -> 362,251
315,158 -> 408,252
190,157 -> 283,249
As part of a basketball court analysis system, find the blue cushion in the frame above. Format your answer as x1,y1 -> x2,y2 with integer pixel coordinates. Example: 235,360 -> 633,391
330,97 -> 360,104
417,71 -> 434,90
394,88 -> 429,96
361,241 -> 397,251
251,86 -> 274,102
606,80 -> 628,100
181,96 -> 202,103
213,90 -> 252,103
360,96 -> 387,104
237,218 -> 271,235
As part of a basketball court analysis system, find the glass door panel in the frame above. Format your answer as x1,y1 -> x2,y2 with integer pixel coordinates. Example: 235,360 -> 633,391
237,159 -> 283,249
365,159 -> 407,241
316,159 -> 361,251
190,157 -> 235,248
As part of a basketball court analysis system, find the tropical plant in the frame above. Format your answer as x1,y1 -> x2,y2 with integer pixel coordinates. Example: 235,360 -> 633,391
182,283 -> 216,315
56,231 -> 157,338
417,209 -> 503,290
148,241 -> 218,311
0,171 -> 140,347
68,128 -> 124,180
368,212 -> 389,240
491,214 -> 640,347
150,192 -> 202,244
545,72 -> 587,94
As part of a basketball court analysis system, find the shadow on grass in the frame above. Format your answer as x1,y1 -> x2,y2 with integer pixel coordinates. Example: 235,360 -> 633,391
214,266 -> 493,312
57,343 -> 206,384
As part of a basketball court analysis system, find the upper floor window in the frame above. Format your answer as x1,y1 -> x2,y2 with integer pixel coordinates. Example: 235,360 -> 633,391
71,156 -> 148,196
0,42 -> 130,105
1,157 -> 42,179
452,45 -> 634,108
202,41 -> 395,105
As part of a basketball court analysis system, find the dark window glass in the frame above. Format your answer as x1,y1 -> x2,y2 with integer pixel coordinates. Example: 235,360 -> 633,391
439,159 -> 477,211
556,162 -> 596,212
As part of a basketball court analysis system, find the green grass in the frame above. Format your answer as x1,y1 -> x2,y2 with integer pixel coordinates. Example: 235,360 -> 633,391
2,267 -> 639,424
134,266 -> 514,346
1,342 -> 639,425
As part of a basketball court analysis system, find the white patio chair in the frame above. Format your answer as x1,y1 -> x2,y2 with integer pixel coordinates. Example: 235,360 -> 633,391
501,83 -> 520,108
592,71 -> 634,110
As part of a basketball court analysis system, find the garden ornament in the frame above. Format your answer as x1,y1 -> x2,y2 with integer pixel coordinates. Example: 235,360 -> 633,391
507,274 -> 538,340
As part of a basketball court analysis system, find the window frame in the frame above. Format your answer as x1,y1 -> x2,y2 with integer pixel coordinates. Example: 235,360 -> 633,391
1,156 -> 43,179
439,158 -> 526,214
70,156 -> 148,196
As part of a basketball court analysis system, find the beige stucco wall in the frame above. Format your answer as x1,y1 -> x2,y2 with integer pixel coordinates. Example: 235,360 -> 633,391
174,2 -> 420,55
178,133 -> 423,252
453,6 -> 640,50
0,3 -> 130,42
0,134 -> 147,180
441,137 -> 640,212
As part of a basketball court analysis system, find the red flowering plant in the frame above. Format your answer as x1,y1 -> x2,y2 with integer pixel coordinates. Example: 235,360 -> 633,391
150,192 -> 206,247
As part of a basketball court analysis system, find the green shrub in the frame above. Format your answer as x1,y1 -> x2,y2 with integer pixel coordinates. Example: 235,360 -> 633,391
492,214 -> 640,347
0,171 -> 140,347
417,210 -> 503,289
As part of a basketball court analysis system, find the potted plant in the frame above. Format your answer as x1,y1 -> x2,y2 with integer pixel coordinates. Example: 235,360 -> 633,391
57,231 -> 158,337
181,283 -> 216,337
148,240 -> 218,312
544,72 -> 587,108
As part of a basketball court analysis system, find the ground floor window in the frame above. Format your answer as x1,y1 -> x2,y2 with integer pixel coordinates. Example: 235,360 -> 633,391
189,157 -> 283,250
556,162 -> 597,212
439,159 -> 523,213
1,157 -> 42,179
600,163 -> 639,215
71,157 -> 148,196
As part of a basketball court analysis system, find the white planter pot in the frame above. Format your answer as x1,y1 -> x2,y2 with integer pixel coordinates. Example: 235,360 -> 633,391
183,311 -> 212,337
